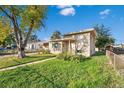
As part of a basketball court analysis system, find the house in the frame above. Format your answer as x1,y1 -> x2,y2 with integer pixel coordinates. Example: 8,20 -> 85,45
113,44 -> 124,48
25,41 -> 45,51
48,28 -> 96,57
106,44 -> 124,54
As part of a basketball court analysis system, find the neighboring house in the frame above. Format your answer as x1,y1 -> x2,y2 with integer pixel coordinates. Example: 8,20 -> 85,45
113,44 -> 124,48
25,41 -> 45,51
48,28 -> 96,57
106,44 -> 124,54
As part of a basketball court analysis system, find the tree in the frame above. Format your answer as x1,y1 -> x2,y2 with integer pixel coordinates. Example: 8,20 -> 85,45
2,33 -> 15,48
0,6 -> 47,58
0,17 -> 10,46
51,31 -> 61,40
23,32 -> 39,42
94,24 -> 115,51
29,34 -> 39,42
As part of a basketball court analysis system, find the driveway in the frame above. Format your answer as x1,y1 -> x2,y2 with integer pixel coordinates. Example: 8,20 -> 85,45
119,54 -> 124,60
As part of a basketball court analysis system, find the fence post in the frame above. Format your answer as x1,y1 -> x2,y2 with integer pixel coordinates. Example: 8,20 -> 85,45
114,54 -> 116,70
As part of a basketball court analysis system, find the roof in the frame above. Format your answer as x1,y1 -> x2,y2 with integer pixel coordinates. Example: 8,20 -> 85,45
43,41 -> 49,44
64,28 -> 96,36
50,38 -> 75,42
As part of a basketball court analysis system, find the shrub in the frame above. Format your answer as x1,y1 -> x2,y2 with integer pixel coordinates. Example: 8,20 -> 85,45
57,53 -> 86,63
41,49 -> 50,54
56,52 -> 70,60
70,55 -> 86,63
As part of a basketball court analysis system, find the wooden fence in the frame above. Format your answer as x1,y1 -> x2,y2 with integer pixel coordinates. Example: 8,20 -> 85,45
106,50 -> 124,77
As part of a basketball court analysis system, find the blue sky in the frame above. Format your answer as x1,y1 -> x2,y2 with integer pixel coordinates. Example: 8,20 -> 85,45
36,5 -> 124,44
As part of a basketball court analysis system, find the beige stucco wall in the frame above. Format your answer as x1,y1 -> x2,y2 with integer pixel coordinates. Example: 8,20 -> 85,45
73,33 -> 91,57
90,32 -> 96,55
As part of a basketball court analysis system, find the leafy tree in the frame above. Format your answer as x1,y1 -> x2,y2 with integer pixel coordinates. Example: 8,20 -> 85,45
30,34 -> 38,41
0,6 -> 47,58
51,31 -> 61,40
0,17 -> 10,46
23,32 -> 39,42
28,34 -> 39,42
2,33 -> 15,47
94,24 -> 115,51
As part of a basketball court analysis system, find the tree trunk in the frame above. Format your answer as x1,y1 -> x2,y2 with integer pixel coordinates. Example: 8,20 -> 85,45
18,47 -> 26,58
98,48 -> 100,52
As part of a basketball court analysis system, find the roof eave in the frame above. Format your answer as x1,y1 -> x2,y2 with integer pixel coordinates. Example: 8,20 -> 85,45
64,28 -> 96,36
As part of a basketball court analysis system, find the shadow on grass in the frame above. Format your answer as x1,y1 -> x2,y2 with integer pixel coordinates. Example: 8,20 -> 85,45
26,56 -> 52,58
79,57 -> 92,63
85,57 -> 92,61
26,55 -> 56,58
25,56 -> 42,58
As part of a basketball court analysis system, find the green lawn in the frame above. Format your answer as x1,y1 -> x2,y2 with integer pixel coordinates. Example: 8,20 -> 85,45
0,54 -> 55,69
0,54 -> 124,88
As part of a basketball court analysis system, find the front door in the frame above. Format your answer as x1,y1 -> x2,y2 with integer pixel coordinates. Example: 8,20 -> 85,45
62,42 -> 68,53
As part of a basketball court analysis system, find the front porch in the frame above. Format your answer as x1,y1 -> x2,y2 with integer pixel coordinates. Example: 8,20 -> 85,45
49,38 -> 75,54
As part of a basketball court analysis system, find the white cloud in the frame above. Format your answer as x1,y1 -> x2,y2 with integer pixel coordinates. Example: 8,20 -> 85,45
99,9 -> 111,19
59,7 -> 75,16
99,9 -> 111,15
57,5 -> 79,16
57,5 -> 72,9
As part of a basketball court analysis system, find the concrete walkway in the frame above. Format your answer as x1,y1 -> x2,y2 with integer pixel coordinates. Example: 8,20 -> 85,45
0,57 -> 56,72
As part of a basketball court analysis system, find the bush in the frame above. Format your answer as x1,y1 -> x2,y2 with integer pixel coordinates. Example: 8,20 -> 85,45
56,52 -> 70,60
70,55 -> 86,63
41,49 -> 50,54
57,53 -> 86,63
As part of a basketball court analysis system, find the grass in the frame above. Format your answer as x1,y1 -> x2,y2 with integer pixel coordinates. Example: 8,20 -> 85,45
0,49 -> 17,54
0,54 -> 55,69
0,54 -> 124,88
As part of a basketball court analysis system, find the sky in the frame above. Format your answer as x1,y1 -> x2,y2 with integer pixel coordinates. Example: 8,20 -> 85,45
36,5 -> 124,44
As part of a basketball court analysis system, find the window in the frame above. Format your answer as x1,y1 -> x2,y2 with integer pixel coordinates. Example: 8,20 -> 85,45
52,43 -> 61,51
76,49 -> 82,53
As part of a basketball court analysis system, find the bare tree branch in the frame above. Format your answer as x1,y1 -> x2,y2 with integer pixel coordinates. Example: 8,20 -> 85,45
10,6 -> 23,47
11,14 -> 20,46
24,19 -> 34,47
0,6 -> 12,19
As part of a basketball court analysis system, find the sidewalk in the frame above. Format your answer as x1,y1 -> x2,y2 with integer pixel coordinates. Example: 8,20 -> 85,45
0,57 -> 56,72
